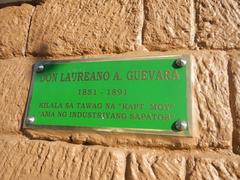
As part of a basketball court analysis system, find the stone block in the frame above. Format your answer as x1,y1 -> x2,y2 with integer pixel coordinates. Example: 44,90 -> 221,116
196,0 -> 240,49
228,51 -> 240,154
0,59 -> 33,133
27,0 -> 143,57
0,4 -> 34,59
0,136 -> 126,180
125,152 -> 186,180
143,0 -> 194,50
187,154 -> 240,180
193,51 -> 232,148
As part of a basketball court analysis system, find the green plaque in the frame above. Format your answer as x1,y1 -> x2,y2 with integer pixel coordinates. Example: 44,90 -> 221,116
24,55 -> 192,136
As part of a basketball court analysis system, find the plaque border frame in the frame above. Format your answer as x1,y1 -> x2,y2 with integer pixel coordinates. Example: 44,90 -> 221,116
23,54 -> 192,137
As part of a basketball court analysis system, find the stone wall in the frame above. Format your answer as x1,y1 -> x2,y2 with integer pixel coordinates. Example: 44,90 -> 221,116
0,0 -> 239,179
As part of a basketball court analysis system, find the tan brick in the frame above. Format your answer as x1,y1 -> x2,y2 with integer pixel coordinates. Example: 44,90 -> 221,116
187,155 -> 240,180
143,0 -> 194,50
125,152 -> 186,180
196,0 -> 240,49
0,135 -> 126,180
27,0 -> 143,57
228,51 -> 240,154
0,59 -> 33,134
0,4 -> 34,59
193,51 -> 232,148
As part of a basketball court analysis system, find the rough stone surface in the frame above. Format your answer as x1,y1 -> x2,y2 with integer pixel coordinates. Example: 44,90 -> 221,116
0,4 -> 34,59
24,128 -> 197,149
228,51 -> 240,154
125,152 -> 186,180
187,155 -> 240,180
196,0 -> 240,49
27,0 -> 143,57
193,51 -> 232,148
0,59 -> 33,134
0,135 -> 188,180
1,136 -> 240,180
0,136 -> 126,180
143,0 -> 194,50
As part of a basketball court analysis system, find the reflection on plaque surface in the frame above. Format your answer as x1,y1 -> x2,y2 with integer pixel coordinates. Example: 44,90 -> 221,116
24,55 -> 192,136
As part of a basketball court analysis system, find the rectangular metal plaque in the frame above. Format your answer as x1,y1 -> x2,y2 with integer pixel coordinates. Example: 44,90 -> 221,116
24,55 -> 192,136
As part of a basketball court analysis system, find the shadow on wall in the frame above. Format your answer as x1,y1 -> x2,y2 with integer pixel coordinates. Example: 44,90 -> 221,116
32,43 -> 50,58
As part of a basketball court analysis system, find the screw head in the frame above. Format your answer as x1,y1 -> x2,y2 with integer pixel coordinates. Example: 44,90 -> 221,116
36,64 -> 44,72
175,59 -> 187,67
26,116 -> 35,124
174,120 -> 188,131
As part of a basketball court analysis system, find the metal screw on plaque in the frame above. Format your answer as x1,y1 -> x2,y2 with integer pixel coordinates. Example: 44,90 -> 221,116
36,64 -> 44,72
175,58 -> 187,67
26,116 -> 35,125
174,120 -> 188,131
